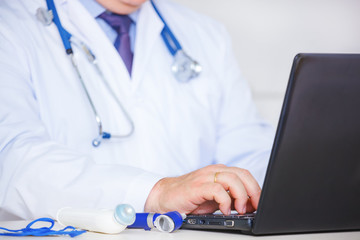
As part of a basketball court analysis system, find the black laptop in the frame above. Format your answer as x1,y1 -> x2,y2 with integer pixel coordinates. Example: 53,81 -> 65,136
182,54 -> 360,235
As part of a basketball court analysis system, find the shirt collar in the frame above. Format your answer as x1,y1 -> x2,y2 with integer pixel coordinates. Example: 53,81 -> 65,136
79,0 -> 139,23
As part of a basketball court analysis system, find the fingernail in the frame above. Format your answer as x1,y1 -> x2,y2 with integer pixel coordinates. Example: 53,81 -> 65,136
228,209 -> 231,215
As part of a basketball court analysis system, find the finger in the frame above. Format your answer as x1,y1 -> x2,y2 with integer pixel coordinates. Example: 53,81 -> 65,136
226,167 -> 262,210
200,182 -> 232,215
246,198 -> 256,213
214,172 -> 248,214
229,196 -> 256,213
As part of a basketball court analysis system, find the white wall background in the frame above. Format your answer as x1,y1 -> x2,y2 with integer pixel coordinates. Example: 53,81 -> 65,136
173,0 -> 360,126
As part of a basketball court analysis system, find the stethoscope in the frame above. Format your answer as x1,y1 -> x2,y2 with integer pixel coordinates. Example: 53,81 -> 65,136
36,0 -> 202,147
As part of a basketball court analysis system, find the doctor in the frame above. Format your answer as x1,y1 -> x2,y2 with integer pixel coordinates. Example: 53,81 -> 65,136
0,0 -> 274,220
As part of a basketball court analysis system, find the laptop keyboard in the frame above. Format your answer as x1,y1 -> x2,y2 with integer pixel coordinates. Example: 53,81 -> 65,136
186,213 -> 255,220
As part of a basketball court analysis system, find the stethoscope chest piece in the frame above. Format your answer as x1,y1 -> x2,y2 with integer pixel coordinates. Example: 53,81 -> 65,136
171,50 -> 202,83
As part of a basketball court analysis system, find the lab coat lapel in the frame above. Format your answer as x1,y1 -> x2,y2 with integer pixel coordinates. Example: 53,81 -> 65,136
36,0 -> 164,96
55,0 -> 132,95
131,1 -> 164,93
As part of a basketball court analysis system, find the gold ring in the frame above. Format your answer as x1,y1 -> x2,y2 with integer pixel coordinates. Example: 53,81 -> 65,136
214,172 -> 220,183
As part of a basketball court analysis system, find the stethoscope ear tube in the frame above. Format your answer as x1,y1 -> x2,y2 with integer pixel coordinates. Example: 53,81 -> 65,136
92,132 -> 111,147
71,41 -> 135,147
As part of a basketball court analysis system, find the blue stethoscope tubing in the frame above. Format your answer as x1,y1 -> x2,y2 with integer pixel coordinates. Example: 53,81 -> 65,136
45,0 -> 72,54
44,0 -> 201,147
150,0 -> 181,56
46,0 -> 187,57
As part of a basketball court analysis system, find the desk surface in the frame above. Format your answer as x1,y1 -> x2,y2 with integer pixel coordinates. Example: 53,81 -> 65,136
0,221 -> 359,240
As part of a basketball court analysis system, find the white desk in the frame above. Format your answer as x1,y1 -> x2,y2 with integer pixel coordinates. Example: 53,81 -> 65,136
0,221 -> 359,240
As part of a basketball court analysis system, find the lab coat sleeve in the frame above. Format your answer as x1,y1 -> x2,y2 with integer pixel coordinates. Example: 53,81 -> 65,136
0,32 -> 163,220
213,27 -> 275,186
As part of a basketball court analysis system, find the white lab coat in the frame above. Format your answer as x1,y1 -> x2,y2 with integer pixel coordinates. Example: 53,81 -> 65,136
0,0 -> 274,220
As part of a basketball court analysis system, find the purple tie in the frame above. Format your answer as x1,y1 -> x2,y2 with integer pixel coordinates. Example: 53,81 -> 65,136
99,12 -> 133,75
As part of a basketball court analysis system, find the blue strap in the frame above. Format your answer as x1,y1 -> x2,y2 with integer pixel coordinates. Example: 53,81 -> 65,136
150,0 -> 182,56
0,218 -> 86,237
46,0 -> 73,54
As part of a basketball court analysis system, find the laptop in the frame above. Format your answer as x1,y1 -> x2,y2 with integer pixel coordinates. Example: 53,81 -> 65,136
181,53 -> 360,235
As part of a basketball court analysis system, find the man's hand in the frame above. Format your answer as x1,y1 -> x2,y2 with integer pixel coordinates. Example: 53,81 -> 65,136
144,164 -> 261,215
